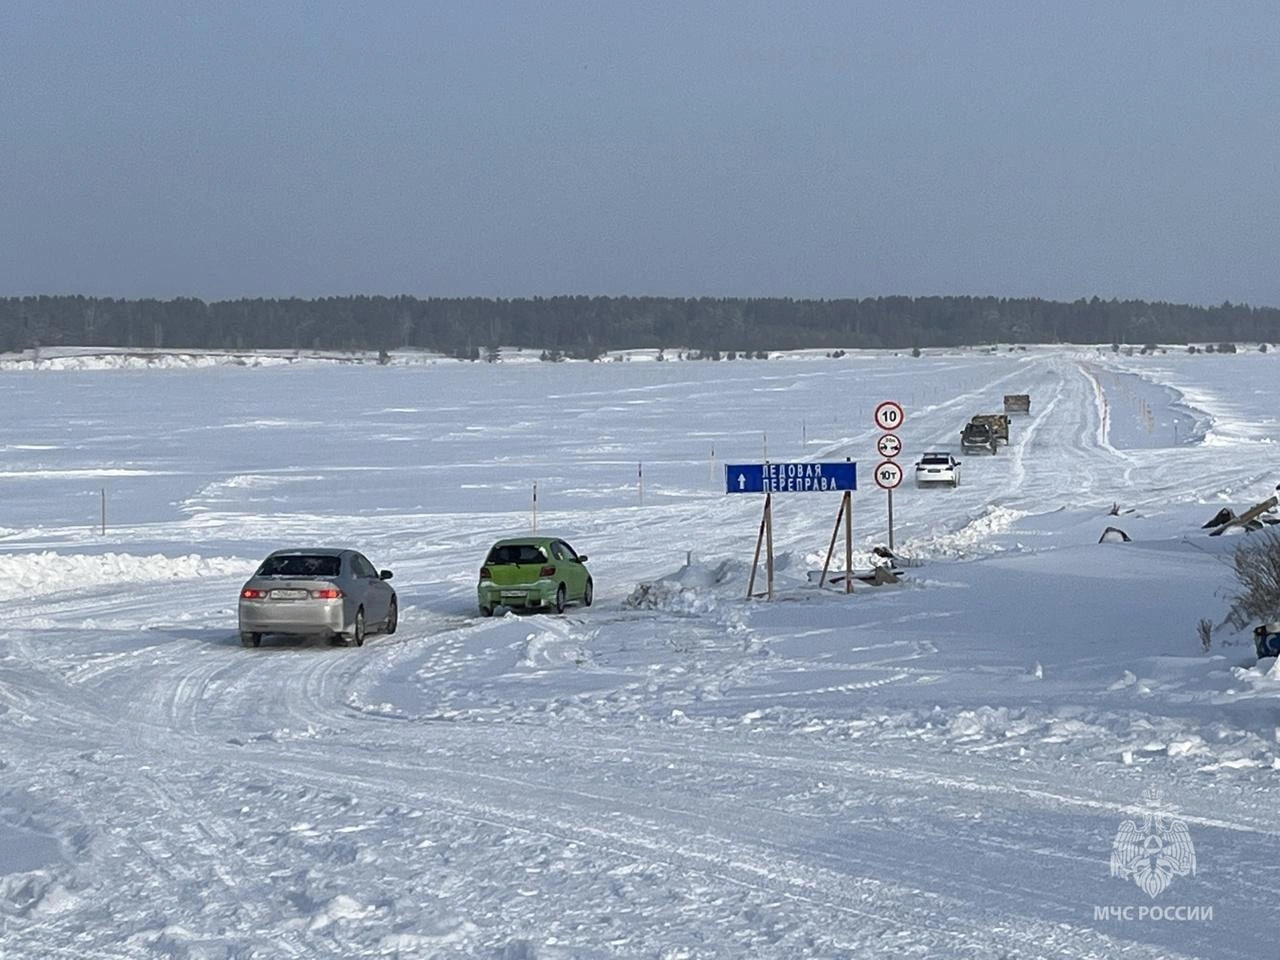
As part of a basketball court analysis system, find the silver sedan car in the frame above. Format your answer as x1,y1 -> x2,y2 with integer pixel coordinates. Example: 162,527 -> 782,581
238,548 -> 397,648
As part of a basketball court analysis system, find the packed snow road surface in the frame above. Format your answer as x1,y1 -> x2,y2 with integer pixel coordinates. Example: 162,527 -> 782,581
2,347 -> 1279,958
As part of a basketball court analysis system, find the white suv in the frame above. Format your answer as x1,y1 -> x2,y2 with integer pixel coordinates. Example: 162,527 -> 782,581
915,452 -> 960,488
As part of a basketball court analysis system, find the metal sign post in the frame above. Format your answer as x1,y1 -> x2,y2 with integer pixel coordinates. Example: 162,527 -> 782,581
874,460 -> 903,547
888,489 -> 895,550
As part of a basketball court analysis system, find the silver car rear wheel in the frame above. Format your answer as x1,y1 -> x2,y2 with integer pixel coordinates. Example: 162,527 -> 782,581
352,609 -> 365,647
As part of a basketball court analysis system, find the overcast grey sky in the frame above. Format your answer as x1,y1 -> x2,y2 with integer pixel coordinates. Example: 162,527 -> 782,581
2,1 -> 1276,304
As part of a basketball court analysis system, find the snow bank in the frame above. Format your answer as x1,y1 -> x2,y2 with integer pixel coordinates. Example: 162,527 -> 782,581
0,346 -> 457,371
1,352 -> 300,371
905,505 -> 1031,559
517,629 -> 590,669
625,579 -> 722,616
624,557 -> 741,616
1224,656 -> 1280,701
0,551 -> 254,601
0,344 -> 1000,374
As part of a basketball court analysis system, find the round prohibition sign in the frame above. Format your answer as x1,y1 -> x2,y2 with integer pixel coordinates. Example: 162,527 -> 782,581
876,433 -> 902,458
874,400 -> 905,431
874,460 -> 904,490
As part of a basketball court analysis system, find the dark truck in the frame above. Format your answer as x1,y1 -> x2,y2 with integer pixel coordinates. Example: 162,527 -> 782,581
1004,394 -> 1031,414
969,413 -> 1010,445
960,420 -> 998,455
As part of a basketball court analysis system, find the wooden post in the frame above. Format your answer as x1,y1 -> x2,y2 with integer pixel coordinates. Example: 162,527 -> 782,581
532,482 -> 538,532
819,494 -> 846,589
747,496 -> 773,601
765,493 -> 775,600
819,491 -> 855,594
638,462 -> 643,505
100,488 -> 105,536
844,489 -> 853,594
746,493 -> 769,599
1209,494 -> 1279,536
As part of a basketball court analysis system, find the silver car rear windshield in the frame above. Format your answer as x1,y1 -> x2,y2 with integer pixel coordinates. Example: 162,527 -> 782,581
257,555 -> 341,578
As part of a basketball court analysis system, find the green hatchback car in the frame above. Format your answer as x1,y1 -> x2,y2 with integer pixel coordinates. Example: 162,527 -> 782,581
477,537 -> 593,616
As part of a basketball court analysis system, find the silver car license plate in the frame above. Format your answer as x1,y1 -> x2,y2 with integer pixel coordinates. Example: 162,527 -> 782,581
271,589 -> 308,600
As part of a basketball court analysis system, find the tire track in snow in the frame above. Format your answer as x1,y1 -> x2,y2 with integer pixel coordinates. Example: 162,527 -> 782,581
199,731 -> 1195,960
3,598 -> 1208,958
3,591 -> 1256,958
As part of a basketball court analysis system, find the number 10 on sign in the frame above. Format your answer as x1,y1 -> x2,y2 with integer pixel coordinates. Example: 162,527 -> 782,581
874,401 -> 904,431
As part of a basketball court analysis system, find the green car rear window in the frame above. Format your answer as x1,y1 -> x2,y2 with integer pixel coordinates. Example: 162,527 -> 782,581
486,544 -> 547,565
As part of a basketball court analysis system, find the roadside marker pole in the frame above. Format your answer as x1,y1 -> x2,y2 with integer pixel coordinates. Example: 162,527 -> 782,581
100,487 -> 106,536
638,462 -> 643,505
532,482 -> 537,533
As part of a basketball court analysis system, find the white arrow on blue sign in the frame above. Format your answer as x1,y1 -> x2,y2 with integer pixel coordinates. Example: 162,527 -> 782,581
725,462 -> 857,494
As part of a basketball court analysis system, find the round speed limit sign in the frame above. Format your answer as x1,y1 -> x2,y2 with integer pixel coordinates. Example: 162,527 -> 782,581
876,433 -> 902,458
874,460 -> 903,490
874,400 -> 904,431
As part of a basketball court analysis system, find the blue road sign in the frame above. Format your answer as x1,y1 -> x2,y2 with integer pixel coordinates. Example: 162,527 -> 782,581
725,461 -> 857,494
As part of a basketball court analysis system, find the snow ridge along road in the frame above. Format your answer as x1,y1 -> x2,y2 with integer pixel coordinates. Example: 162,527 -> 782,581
2,347 -> 1278,958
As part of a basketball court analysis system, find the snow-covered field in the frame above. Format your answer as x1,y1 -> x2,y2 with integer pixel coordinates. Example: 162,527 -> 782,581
2,345 -> 1279,959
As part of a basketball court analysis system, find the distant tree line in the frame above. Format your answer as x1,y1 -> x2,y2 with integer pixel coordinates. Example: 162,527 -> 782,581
2,294 -> 1279,357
